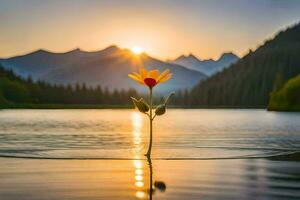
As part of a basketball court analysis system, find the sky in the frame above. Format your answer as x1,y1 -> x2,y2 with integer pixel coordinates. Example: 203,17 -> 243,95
0,0 -> 300,60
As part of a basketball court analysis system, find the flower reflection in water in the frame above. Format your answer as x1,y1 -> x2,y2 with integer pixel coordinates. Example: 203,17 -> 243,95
145,157 -> 167,200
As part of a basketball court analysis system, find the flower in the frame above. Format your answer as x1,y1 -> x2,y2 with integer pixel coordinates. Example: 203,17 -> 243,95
128,68 -> 172,88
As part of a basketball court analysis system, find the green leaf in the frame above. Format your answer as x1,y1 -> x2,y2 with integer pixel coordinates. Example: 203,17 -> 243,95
131,97 -> 149,113
155,104 -> 166,115
154,92 -> 175,116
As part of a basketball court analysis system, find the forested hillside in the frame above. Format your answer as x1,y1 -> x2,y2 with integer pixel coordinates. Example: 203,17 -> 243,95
187,23 -> 300,107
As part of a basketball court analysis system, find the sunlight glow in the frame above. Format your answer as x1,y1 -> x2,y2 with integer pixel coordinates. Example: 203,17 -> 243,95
131,46 -> 143,55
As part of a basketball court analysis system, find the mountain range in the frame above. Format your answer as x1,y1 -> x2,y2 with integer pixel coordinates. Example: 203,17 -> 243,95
0,46 -> 207,93
1,22 -> 299,110
169,52 -> 239,76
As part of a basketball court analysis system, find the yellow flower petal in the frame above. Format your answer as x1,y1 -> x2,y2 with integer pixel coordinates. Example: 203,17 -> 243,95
159,73 -> 172,83
129,68 -> 171,87
132,72 -> 142,79
157,69 -> 170,83
129,73 -> 142,81
148,69 -> 159,79
139,68 -> 148,79
128,74 -> 145,85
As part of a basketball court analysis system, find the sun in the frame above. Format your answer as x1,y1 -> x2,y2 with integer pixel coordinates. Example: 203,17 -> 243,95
131,46 -> 143,55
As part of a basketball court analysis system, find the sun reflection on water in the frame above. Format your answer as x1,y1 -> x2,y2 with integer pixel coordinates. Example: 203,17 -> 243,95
133,160 -> 146,198
131,112 -> 144,151
136,191 -> 146,198
131,112 -> 146,199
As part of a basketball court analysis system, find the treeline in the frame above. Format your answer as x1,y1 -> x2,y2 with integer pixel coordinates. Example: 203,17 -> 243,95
0,65 -> 137,105
181,22 -> 300,107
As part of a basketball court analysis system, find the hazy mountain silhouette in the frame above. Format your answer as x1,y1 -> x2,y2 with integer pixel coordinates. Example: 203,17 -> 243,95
0,45 -> 206,93
169,52 -> 239,76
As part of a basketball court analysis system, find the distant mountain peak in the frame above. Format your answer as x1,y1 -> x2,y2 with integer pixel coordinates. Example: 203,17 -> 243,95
218,52 -> 239,61
66,48 -> 83,54
64,46 -> 121,55
175,53 -> 201,62
186,53 -> 199,59
33,49 -> 51,54
31,48 -> 85,56
170,51 -> 239,76
72,48 -> 81,52
104,45 -> 120,51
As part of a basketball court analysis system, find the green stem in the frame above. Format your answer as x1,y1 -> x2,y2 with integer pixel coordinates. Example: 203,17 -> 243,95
146,88 -> 153,157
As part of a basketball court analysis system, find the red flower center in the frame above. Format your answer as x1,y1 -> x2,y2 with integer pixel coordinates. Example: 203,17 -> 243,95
144,78 -> 157,88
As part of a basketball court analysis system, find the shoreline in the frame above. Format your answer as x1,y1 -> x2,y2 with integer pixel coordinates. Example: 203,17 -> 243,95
1,103 -> 299,112
1,103 -> 267,110
0,103 -> 298,112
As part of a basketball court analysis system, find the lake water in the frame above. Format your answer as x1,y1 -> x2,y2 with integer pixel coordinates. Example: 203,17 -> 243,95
0,109 -> 299,159
0,109 -> 300,200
